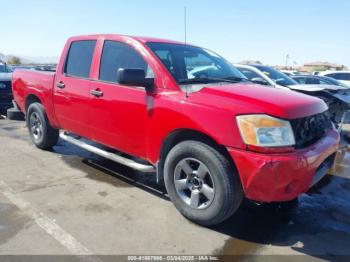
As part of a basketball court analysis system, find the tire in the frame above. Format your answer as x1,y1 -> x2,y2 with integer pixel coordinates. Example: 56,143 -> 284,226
164,140 -> 243,226
7,107 -> 25,121
26,102 -> 59,149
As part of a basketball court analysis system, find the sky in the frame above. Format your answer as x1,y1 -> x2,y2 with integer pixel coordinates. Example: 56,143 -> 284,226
1,0 -> 349,66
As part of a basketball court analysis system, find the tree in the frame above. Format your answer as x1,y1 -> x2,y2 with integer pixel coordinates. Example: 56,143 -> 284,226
7,56 -> 22,65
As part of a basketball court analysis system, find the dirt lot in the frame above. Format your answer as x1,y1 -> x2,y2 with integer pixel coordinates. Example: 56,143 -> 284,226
0,118 -> 349,261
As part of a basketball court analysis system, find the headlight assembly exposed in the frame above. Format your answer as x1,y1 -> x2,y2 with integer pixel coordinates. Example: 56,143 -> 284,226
236,114 -> 295,147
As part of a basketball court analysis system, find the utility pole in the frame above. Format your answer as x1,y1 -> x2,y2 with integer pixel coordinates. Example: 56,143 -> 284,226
184,6 -> 187,44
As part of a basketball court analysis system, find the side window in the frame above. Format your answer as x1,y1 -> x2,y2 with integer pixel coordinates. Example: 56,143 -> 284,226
295,77 -> 306,84
326,73 -> 336,78
306,78 -> 320,84
64,40 -> 96,78
326,73 -> 349,80
99,41 -> 153,83
152,50 -> 175,77
339,73 -> 350,80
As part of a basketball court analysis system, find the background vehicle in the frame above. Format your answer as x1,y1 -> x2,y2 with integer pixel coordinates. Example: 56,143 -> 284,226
9,65 -> 35,71
292,75 -> 349,87
0,61 -> 13,114
280,70 -> 301,76
318,71 -> 350,87
12,35 -> 339,226
236,64 -> 350,123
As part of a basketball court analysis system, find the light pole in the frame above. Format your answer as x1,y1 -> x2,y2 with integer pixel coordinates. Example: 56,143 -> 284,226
285,54 -> 290,69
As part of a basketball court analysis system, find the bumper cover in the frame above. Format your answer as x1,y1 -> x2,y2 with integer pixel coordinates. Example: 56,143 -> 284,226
228,129 -> 340,202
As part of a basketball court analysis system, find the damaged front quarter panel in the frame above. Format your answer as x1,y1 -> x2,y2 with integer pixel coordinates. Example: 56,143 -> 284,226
289,85 -> 350,124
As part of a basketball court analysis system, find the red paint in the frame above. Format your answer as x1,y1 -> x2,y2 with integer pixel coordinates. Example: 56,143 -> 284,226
228,129 -> 339,202
11,34 -> 339,202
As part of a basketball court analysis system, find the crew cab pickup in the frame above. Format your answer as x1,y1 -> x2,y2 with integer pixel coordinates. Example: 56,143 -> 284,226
12,35 -> 340,226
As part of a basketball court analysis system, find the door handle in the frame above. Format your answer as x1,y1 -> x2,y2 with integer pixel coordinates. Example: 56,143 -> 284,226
56,82 -> 65,89
90,89 -> 103,97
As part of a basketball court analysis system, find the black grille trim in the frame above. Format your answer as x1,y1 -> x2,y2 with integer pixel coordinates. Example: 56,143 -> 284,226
0,81 -> 12,94
291,111 -> 333,149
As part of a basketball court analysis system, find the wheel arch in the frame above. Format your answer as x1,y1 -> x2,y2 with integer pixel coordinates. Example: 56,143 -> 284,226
25,94 -> 42,111
157,128 -> 238,184
25,93 -> 59,128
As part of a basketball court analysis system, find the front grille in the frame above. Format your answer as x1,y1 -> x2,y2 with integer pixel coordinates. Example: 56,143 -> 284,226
0,81 -> 12,94
291,111 -> 333,149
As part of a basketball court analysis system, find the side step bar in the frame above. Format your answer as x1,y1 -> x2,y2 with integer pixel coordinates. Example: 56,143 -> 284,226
59,132 -> 156,173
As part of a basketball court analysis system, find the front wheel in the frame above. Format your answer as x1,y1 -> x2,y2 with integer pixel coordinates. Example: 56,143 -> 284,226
27,102 -> 59,150
164,141 -> 243,226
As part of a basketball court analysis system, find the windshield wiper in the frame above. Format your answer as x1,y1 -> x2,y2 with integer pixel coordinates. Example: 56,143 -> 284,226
178,77 -> 248,85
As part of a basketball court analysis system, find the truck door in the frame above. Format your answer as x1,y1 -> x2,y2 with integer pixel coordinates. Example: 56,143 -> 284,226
53,40 -> 96,139
89,40 -> 153,158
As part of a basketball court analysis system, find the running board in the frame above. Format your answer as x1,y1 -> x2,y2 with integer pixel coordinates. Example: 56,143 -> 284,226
59,132 -> 156,173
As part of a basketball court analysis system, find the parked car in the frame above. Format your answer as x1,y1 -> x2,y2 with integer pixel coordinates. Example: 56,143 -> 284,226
291,75 -> 349,87
9,65 -> 35,71
280,70 -> 301,76
0,61 -> 13,114
12,35 -> 339,226
235,64 -> 350,123
318,71 -> 350,87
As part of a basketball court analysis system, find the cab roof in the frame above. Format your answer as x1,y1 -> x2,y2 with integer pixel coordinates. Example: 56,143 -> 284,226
68,34 -> 187,45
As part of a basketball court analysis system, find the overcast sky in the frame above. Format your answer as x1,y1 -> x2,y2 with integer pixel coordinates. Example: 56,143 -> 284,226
1,0 -> 349,66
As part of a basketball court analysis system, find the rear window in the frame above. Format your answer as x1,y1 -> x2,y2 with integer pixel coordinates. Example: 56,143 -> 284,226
64,40 -> 96,78
326,73 -> 350,81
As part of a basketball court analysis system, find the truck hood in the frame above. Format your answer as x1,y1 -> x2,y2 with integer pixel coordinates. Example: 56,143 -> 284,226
187,83 -> 327,119
288,84 -> 349,92
0,73 -> 12,81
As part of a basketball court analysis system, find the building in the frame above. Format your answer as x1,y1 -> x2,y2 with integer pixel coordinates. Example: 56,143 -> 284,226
299,62 -> 347,73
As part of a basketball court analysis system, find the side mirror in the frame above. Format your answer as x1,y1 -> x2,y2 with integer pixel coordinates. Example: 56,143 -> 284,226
251,77 -> 269,86
117,68 -> 154,92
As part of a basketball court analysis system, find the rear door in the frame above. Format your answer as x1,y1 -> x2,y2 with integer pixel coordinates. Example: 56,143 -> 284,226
54,40 -> 96,138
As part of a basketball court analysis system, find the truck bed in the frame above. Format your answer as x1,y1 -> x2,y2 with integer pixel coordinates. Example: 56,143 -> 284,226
12,69 -> 56,118
12,70 -> 56,112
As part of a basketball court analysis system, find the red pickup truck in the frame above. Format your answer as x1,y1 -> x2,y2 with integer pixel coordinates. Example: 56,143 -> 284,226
12,34 -> 339,225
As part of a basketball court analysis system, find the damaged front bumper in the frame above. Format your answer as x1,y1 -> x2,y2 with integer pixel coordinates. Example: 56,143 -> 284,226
227,129 -> 340,202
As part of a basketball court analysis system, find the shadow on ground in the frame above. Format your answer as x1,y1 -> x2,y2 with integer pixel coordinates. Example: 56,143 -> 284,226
51,138 -> 350,259
2,120 -> 350,259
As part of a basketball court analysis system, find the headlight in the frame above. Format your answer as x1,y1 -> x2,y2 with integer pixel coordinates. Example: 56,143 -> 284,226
236,114 -> 295,147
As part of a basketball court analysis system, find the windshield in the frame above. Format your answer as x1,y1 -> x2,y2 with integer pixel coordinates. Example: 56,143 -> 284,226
0,64 -> 12,73
253,65 -> 298,86
146,43 -> 247,84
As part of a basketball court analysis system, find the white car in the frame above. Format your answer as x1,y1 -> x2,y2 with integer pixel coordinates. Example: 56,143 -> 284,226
318,71 -> 350,87
235,64 -> 350,123
280,70 -> 301,76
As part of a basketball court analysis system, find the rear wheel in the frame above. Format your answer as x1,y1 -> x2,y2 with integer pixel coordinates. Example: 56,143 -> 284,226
27,102 -> 59,149
164,141 -> 243,226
